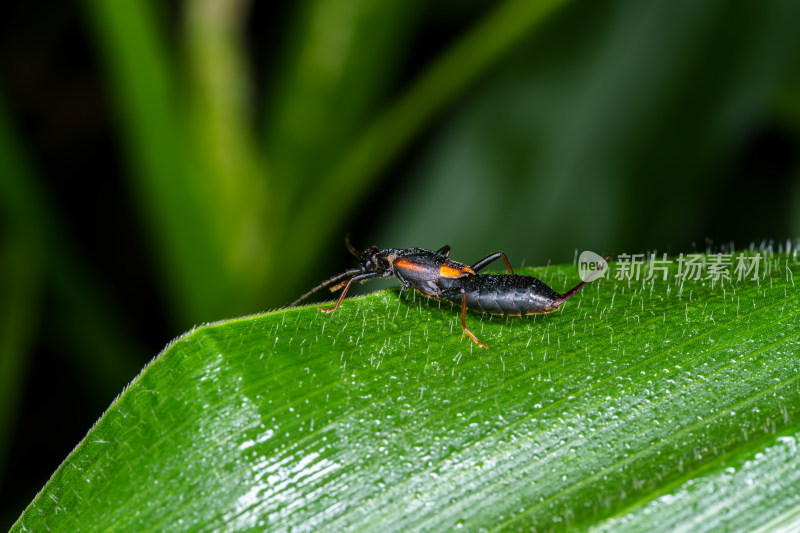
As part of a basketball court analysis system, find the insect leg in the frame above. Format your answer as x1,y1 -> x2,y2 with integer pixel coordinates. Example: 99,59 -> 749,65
435,245 -> 451,257
471,252 -> 514,274
318,272 -> 380,313
460,290 -> 488,349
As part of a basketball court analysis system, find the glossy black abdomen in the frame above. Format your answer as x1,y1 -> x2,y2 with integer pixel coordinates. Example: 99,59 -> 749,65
440,274 -> 562,316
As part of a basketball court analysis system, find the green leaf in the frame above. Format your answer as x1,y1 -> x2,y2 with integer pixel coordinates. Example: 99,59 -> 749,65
12,250 -> 800,531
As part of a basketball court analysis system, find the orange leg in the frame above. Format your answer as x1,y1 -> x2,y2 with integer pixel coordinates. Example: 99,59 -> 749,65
317,276 -> 354,312
460,290 -> 488,349
317,272 -> 376,313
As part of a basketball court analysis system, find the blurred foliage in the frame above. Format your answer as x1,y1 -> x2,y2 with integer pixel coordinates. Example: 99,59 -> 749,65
2,0 -> 800,527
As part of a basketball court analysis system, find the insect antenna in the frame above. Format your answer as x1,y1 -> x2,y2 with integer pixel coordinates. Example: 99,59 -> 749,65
290,268 -> 362,307
552,254 -> 613,308
344,234 -> 360,257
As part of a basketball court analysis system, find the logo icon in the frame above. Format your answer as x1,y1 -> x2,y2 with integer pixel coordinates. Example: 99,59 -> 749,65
578,250 -> 609,282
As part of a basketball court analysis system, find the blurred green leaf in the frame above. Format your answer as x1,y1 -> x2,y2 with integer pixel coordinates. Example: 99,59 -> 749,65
184,0 -> 272,309
265,0 -> 422,209
82,0 -> 253,323
0,236 -> 41,486
12,251 -> 800,531
0,95 -> 141,397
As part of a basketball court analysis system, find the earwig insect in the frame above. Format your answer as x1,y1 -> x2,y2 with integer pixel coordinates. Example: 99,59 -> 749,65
290,240 -> 610,349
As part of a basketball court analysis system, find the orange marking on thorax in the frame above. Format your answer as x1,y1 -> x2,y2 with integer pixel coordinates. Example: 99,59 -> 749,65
394,258 -> 427,272
440,264 -> 474,278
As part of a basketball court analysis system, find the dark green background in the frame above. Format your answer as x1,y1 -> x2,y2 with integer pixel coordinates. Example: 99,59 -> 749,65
2,0 -> 800,527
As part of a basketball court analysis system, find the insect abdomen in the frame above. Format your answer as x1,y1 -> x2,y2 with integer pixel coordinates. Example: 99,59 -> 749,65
443,274 -> 563,316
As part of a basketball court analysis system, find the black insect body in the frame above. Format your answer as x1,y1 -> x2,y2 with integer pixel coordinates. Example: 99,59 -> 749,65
290,241 -> 608,349
439,274 -> 563,316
